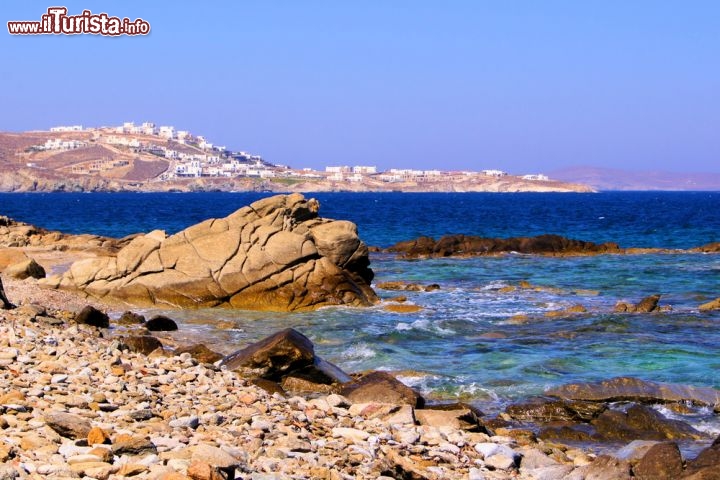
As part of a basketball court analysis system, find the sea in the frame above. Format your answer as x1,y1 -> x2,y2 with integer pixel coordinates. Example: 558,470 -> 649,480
2,191 -> 720,437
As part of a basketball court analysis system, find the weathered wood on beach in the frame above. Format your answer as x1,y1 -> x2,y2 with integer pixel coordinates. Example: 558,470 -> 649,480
0,276 -> 15,309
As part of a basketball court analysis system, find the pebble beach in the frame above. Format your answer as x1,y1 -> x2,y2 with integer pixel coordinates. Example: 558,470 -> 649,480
0,276 -> 610,480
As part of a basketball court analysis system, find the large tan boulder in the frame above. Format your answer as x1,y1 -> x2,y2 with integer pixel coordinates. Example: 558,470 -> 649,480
4,258 -> 46,279
42,194 -> 378,311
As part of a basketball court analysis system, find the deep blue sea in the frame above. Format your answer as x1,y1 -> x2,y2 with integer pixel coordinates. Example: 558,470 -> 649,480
2,191 -> 719,433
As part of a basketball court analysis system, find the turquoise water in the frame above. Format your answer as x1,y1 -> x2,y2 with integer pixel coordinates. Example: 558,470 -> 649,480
1,191 -> 719,425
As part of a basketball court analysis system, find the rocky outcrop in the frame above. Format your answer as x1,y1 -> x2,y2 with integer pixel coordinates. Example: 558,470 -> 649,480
219,328 -> 353,397
220,328 -> 317,380
546,376 -> 720,409
385,234 -> 621,258
42,194 -> 378,311
340,371 -> 425,408
614,294 -> 664,313
0,215 -> 121,252
699,297 -> 720,312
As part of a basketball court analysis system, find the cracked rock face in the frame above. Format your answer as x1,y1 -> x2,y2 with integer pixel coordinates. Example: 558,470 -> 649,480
42,193 -> 378,311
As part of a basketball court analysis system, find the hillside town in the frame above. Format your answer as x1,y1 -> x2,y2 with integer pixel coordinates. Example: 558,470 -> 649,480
0,123 -> 591,192
22,122 -> 554,183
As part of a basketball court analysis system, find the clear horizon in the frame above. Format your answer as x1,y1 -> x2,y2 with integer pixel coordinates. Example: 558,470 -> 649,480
2,1 -> 718,174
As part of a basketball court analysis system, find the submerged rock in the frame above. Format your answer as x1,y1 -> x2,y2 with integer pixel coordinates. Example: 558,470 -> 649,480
42,194 -> 378,311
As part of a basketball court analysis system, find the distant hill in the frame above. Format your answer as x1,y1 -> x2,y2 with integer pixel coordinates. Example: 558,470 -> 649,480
549,166 -> 720,191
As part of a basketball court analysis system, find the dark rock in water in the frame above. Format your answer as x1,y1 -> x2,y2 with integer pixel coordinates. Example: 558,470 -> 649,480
44,412 -> 92,439
376,281 -> 441,292
74,306 -> 109,328
684,438 -> 720,479
386,233 -> 620,258
121,335 -> 163,355
546,376 -> 720,408
220,328 -> 315,380
145,315 -> 178,331
632,442 -> 683,480
635,294 -> 662,312
175,344 -> 223,364
117,311 -> 146,325
505,398 -> 606,423
591,404 -> 702,441
340,371 -> 425,408
615,294 -> 662,313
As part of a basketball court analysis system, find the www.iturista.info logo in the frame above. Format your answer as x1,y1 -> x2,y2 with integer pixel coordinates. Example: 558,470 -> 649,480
7,7 -> 150,36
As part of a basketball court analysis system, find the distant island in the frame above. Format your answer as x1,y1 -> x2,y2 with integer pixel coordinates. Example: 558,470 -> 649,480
0,123 -> 592,193
550,166 -> 720,192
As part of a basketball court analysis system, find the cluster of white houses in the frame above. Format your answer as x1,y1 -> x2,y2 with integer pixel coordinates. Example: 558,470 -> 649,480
40,124 -> 551,182
38,138 -> 87,151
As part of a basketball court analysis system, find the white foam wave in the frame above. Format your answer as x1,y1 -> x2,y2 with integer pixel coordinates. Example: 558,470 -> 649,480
342,343 -> 377,360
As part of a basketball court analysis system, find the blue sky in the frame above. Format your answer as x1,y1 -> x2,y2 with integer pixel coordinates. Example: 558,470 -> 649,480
2,1 -> 718,173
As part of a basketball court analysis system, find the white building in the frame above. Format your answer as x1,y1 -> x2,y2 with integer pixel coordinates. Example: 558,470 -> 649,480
43,138 -> 86,150
159,126 -> 176,139
50,125 -> 83,132
175,161 -> 202,177
326,166 -> 351,173
379,174 -> 403,183
106,136 -> 140,148
522,174 -> 549,181
352,165 -> 377,174
482,169 -> 507,177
